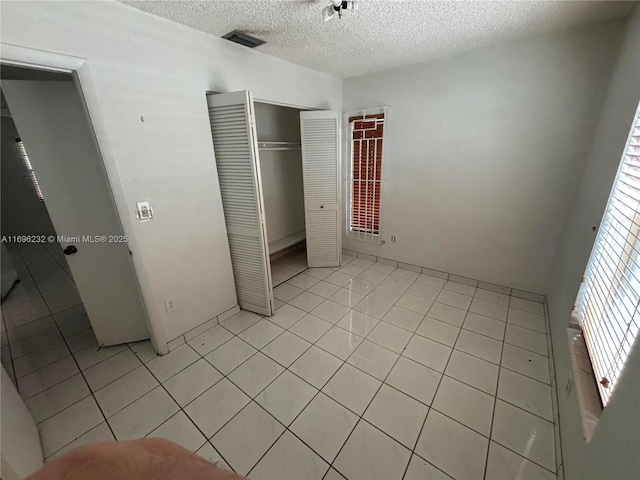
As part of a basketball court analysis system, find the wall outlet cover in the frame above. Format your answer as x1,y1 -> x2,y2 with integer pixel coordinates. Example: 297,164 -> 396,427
164,297 -> 176,313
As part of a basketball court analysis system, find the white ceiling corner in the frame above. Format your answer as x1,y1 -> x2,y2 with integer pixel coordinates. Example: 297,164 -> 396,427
119,0 -> 636,78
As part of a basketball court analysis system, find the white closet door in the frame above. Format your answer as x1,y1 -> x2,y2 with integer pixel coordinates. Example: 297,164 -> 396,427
208,91 -> 273,316
300,111 -> 341,267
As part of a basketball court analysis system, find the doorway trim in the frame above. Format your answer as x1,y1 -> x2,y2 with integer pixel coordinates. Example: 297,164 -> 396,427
1,43 -> 168,354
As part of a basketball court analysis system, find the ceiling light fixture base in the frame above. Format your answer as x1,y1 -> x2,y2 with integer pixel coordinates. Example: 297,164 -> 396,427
323,0 -> 358,21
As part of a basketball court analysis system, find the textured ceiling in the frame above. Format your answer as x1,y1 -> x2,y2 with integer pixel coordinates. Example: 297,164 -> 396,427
120,1 -> 636,78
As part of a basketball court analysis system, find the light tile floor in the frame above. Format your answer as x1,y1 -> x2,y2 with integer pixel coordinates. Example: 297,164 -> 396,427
1,244 -> 558,479
271,248 -> 308,286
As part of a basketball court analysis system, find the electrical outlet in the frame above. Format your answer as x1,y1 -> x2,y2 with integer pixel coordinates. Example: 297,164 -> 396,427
164,297 -> 176,314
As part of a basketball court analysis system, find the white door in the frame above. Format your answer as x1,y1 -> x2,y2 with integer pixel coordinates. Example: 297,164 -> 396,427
2,81 -> 150,346
300,111 -> 341,267
1,366 -> 43,479
207,91 -> 273,316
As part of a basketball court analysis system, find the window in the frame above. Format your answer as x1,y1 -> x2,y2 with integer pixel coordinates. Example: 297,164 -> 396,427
16,138 -> 44,202
576,106 -> 640,406
346,108 -> 386,242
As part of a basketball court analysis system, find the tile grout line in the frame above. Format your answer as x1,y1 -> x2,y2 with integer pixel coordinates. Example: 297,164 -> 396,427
129,293 -> 353,475
7,245 -> 68,393
325,333 -> 410,478
2,315 -> 19,387
481,306 -> 507,480
462,280 -> 557,475
199,261 -> 414,475
320,263 -> 453,477
203,257 -> 541,474
12,325 -> 122,381
19,346 -> 128,402
34,245 -> 121,451
119,340 -> 263,470
399,282 -> 473,480
444,275 -> 557,474
10,244 -> 119,459
146,314 -> 414,478
14,246 -> 556,476
278,268 -> 556,418
161,330 -> 347,475
223,311 -> 363,475
4,246 -> 37,385
545,298 -> 564,478
312,265 -> 546,419
274,261 -> 418,474
96,294 -> 556,478
348,250 -> 548,303
4,246 -> 92,361
242,330 -> 363,475
322,260 -> 556,477
23,255 -> 500,436
124,343 -> 235,472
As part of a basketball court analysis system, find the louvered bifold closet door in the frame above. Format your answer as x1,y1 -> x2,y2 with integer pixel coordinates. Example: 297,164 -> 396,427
207,91 -> 273,316
300,111 -> 341,267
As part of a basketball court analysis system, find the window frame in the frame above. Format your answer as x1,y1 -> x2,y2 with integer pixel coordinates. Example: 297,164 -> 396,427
576,104 -> 640,407
345,107 -> 388,243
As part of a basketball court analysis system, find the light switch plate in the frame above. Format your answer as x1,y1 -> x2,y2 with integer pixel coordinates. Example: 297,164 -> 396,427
164,297 -> 176,313
136,201 -> 153,222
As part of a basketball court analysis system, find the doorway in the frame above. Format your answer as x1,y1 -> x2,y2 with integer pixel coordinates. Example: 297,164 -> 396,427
1,65 -> 151,354
1,72 -> 103,393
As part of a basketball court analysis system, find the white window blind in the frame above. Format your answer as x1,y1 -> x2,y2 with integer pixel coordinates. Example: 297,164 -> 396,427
345,107 -> 387,243
16,138 -> 44,202
576,106 -> 640,406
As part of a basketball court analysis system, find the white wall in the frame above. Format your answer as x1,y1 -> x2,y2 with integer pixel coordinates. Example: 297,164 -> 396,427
547,7 -> 640,480
255,103 -> 306,250
255,102 -> 304,143
342,20 -> 625,293
0,2 -> 341,343
1,116 -> 56,237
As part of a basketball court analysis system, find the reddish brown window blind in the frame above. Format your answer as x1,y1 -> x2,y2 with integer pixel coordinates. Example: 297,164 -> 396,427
349,113 -> 384,235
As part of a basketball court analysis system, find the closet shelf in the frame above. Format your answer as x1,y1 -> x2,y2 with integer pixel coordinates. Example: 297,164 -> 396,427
258,141 -> 301,151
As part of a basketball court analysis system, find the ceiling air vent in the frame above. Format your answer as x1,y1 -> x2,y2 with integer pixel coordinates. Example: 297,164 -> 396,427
222,30 -> 266,48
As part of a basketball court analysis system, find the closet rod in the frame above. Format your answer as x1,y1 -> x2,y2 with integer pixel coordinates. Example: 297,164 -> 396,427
258,141 -> 301,151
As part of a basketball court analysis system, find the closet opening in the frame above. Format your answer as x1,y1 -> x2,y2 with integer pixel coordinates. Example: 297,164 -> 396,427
254,102 -> 308,287
207,90 -> 339,316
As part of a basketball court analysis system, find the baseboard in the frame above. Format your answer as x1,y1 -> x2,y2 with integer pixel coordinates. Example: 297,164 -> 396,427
342,248 -> 546,302
166,304 -> 240,351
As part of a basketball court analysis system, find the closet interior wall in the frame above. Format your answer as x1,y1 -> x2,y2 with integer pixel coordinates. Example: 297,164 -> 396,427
254,102 -> 306,258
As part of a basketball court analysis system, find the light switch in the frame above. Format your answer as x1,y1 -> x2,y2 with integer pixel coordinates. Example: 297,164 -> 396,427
136,201 -> 153,222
